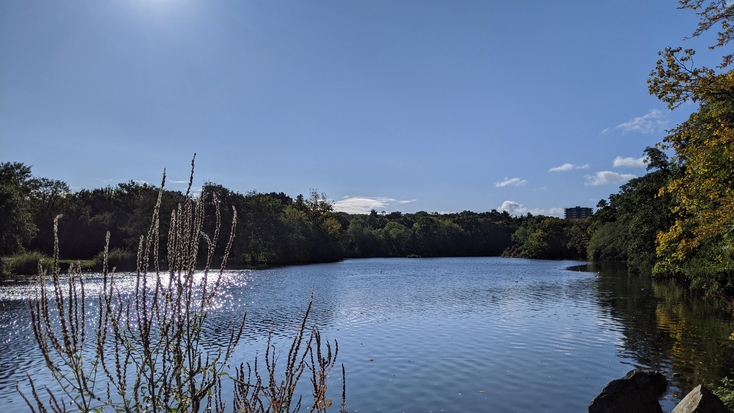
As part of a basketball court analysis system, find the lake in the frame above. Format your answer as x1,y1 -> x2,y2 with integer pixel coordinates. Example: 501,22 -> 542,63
1,257 -> 733,412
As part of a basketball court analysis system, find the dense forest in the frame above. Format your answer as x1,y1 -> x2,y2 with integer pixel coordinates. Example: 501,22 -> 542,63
0,162 -> 529,269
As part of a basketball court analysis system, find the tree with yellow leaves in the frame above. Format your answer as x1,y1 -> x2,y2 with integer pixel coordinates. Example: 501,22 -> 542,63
649,1 -> 734,294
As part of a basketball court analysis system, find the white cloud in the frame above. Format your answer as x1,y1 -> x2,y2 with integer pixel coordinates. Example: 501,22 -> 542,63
613,156 -> 648,168
546,207 -> 565,216
615,109 -> 667,135
549,163 -> 590,172
549,163 -> 574,172
494,177 -> 528,187
333,196 -> 417,214
599,127 -> 610,135
499,200 -> 522,214
498,200 -> 563,217
584,171 -> 637,186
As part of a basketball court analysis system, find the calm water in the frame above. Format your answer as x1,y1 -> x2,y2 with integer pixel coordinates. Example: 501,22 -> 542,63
1,257 -> 732,412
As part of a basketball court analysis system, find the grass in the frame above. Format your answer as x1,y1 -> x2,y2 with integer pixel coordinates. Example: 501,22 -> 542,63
1,253 -> 97,279
5,251 -> 52,276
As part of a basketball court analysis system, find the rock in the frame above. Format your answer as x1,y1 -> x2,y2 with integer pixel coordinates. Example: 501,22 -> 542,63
672,385 -> 729,413
588,369 -> 668,413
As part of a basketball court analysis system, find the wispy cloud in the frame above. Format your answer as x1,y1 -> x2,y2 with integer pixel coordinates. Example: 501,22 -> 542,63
584,171 -> 637,186
549,163 -> 574,172
599,127 -> 610,135
498,200 -> 563,217
169,180 -> 190,184
494,177 -> 528,187
546,207 -> 565,216
615,109 -> 667,135
333,196 -> 417,214
613,156 -> 648,168
549,163 -> 590,172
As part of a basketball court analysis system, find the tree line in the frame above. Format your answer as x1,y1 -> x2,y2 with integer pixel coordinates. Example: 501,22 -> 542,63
0,165 -> 534,269
0,153 -> 673,272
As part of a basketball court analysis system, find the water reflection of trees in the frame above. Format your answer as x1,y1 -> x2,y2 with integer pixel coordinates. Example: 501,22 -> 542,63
590,263 -> 734,395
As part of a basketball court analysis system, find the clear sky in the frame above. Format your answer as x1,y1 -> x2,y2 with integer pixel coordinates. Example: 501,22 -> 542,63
0,1 -> 721,216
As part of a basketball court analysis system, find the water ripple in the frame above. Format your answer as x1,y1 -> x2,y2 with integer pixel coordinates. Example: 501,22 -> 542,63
1,258 -> 731,412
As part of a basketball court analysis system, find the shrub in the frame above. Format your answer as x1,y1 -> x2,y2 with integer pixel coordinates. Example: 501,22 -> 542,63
713,377 -> 734,412
0,258 -> 10,279
9,251 -> 52,275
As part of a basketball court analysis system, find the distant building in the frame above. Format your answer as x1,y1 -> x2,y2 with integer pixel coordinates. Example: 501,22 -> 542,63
565,206 -> 592,220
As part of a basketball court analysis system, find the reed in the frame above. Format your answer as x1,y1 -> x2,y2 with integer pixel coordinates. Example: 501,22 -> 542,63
18,156 -> 345,413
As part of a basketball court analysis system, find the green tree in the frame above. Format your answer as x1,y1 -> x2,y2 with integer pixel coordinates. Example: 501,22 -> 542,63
587,148 -> 675,273
411,213 -> 441,256
346,215 -> 384,257
378,221 -> 412,256
0,162 -> 37,255
506,215 -> 584,260
27,177 -> 71,254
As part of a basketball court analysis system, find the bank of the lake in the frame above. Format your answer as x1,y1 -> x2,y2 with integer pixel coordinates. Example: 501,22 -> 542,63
1,257 -> 732,412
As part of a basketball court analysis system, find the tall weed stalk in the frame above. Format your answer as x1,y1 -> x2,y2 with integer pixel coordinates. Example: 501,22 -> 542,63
232,297 -> 345,413
18,157 -> 345,413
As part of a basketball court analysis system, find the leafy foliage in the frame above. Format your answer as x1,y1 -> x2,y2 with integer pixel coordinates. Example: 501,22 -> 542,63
344,209 -> 518,258
648,1 -> 734,108
712,377 -> 734,411
647,1 -> 734,294
0,162 -> 38,255
505,215 -> 589,260
588,148 -> 676,273
1,163 -> 530,267
681,0 -> 734,68
7,251 -> 52,276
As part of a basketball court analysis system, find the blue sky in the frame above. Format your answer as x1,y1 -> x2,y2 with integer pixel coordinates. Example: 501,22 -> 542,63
0,1 -> 720,215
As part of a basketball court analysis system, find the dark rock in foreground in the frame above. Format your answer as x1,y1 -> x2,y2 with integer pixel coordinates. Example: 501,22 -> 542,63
672,385 -> 730,413
588,369 -> 667,413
